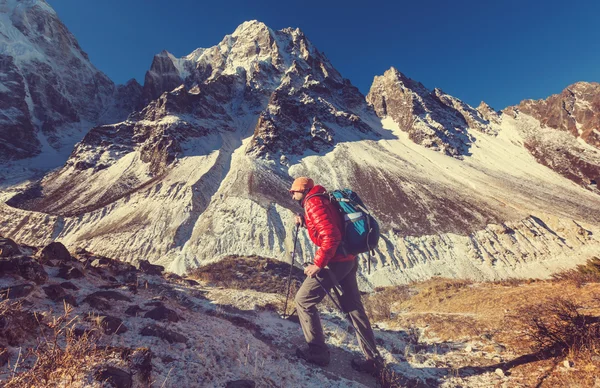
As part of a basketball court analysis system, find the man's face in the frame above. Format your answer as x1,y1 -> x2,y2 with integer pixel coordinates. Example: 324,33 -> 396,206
290,190 -> 305,201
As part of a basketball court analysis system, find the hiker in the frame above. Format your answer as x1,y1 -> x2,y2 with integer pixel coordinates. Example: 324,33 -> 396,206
289,177 -> 382,375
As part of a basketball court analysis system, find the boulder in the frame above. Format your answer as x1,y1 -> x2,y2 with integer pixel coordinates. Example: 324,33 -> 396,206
87,314 -> 127,335
139,324 -> 186,344
184,279 -> 199,286
144,305 -> 180,322
43,284 -> 78,306
0,284 -> 34,299
60,281 -> 79,290
125,305 -> 145,317
17,257 -> 48,284
83,295 -> 112,311
138,260 -> 164,275
0,258 -> 20,275
226,381 -> 256,388
39,242 -> 72,265
0,346 -> 9,366
87,290 -> 132,302
58,265 -> 85,280
130,348 -> 152,383
0,238 -> 20,257
94,366 -> 132,388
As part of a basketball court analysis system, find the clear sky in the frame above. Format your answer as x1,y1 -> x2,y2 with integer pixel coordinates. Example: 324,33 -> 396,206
48,0 -> 600,110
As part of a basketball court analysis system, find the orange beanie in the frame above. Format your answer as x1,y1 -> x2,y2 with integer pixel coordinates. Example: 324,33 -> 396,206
289,177 -> 315,192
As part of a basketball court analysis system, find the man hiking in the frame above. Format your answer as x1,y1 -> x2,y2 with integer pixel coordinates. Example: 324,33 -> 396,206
289,177 -> 382,375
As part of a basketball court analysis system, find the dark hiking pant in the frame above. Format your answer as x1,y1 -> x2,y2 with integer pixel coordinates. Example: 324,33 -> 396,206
294,258 -> 378,359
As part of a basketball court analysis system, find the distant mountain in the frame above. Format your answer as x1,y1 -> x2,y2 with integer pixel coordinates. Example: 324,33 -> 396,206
1,9 -> 600,286
505,82 -> 600,192
0,0 -> 141,163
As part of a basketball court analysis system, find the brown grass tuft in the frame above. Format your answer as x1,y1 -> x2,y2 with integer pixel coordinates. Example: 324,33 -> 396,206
513,296 -> 600,356
188,255 -> 304,294
0,300 -> 40,347
363,285 -> 411,322
3,303 -> 106,387
551,257 -> 600,287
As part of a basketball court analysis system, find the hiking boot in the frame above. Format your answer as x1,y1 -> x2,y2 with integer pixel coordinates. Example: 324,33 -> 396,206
351,356 -> 383,376
295,345 -> 330,367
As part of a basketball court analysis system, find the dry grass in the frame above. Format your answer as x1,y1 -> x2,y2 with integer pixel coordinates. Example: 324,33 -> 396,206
0,300 -> 40,347
188,255 -> 305,294
363,285 -> 411,322
2,302 -> 107,387
551,257 -> 600,287
513,297 -> 600,355
374,276 -> 600,387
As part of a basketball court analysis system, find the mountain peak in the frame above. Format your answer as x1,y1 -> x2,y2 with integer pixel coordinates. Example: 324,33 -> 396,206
0,0 -> 55,14
231,20 -> 271,36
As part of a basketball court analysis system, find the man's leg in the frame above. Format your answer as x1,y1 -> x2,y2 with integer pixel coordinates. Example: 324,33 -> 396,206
294,275 -> 328,351
337,260 -> 379,360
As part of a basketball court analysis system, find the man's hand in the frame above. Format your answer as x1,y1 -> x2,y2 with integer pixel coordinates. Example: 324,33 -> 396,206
294,214 -> 304,227
304,264 -> 321,278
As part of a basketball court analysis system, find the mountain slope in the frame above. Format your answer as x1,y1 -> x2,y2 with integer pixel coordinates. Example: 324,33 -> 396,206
504,82 -> 600,193
0,0 -> 141,172
1,18 -> 600,286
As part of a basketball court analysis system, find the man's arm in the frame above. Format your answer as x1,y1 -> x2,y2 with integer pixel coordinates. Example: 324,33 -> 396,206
306,198 -> 342,268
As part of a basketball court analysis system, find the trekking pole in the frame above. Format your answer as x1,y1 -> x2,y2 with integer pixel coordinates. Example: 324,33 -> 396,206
282,224 -> 300,319
303,263 -> 381,358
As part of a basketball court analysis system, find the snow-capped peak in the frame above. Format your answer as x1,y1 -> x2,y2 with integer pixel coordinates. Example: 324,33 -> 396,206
0,0 -> 55,15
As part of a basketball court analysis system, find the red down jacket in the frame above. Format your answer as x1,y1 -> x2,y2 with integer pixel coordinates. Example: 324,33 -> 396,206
301,185 -> 355,268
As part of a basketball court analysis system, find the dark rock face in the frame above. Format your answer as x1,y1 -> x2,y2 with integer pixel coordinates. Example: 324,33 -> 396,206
86,290 -> 132,302
0,257 -> 20,275
0,346 -> 9,366
226,380 -> 256,388
14,257 -> 48,284
138,260 -> 164,275
94,366 -> 132,388
87,314 -> 127,335
0,238 -> 21,258
83,295 -> 112,311
83,290 -> 131,311
0,54 -> 39,161
125,305 -> 145,317
114,79 -> 144,116
43,284 -> 77,306
39,242 -> 71,265
366,67 -> 496,158
0,1 -> 143,163
508,82 -> 600,192
0,284 -> 34,299
57,265 -> 84,279
140,324 -> 187,344
142,50 -> 184,105
60,281 -> 79,290
130,348 -> 152,383
144,305 -> 180,322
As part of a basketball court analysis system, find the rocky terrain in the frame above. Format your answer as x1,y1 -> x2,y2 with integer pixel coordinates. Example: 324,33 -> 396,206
2,237 -> 599,387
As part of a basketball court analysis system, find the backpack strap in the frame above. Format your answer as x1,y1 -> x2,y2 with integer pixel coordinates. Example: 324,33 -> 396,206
304,191 -> 349,257
303,192 -> 331,206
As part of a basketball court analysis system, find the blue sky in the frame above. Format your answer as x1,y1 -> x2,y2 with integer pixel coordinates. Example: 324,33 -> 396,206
49,0 -> 600,110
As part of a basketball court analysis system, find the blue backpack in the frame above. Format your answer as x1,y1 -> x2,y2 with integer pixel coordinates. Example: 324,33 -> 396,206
309,189 -> 380,272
